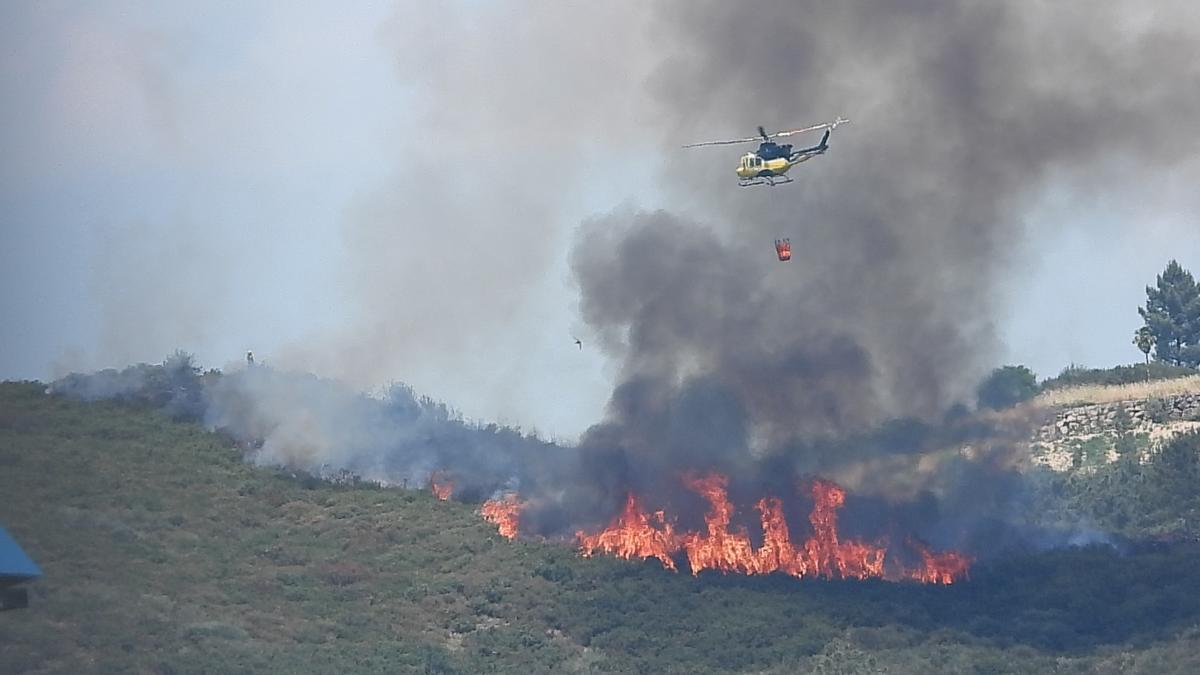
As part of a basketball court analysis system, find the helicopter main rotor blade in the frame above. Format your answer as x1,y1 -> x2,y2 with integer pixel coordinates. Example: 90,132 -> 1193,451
772,117 -> 850,138
682,136 -> 764,149
683,117 -> 849,148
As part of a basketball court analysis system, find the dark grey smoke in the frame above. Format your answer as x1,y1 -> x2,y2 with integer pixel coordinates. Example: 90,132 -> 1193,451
584,1 -> 1200,437
558,2 -> 1200,539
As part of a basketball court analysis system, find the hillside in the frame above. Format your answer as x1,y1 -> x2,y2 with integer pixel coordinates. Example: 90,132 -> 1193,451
4,381 -> 1200,674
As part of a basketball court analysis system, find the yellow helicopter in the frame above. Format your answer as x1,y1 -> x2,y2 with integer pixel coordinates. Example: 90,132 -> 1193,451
684,117 -> 849,187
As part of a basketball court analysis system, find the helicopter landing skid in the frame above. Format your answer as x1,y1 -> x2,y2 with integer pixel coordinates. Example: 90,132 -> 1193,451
738,175 -> 794,188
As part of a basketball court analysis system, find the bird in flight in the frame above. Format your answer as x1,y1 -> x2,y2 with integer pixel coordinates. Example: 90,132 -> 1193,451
573,338 -> 582,350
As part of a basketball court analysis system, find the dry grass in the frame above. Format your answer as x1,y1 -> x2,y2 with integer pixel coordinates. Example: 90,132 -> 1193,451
1033,375 -> 1200,408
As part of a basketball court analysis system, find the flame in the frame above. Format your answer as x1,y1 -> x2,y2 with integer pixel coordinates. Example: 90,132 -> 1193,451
430,471 -> 453,501
906,539 -> 972,584
577,493 -> 679,571
681,473 -> 760,575
484,472 -> 969,584
800,479 -> 888,580
674,474 -> 888,579
579,474 -> 967,583
481,495 -> 522,539
754,496 -> 802,575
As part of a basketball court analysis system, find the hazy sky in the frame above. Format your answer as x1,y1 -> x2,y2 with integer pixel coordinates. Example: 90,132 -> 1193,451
2,1 -> 1197,440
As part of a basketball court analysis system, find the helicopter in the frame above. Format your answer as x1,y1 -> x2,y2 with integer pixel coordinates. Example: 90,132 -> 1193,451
683,117 -> 849,187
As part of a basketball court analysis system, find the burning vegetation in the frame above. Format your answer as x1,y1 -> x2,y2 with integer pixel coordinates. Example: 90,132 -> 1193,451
484,472 -> 970,584
480,494 -> 523,540
430,471 -> 454,501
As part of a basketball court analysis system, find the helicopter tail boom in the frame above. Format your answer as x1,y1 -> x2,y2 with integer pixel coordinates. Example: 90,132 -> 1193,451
789,129 -> 831,160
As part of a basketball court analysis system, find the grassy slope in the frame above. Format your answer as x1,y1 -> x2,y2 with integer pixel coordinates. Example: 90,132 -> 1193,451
3,382 -> 1200,674
1033,375 -> 1200,408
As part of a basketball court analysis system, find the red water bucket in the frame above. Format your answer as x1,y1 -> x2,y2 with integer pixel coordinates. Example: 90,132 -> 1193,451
774,238 -> 792,262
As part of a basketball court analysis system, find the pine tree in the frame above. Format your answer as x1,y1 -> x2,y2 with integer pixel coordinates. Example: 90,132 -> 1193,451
1137,260 -> 1200,367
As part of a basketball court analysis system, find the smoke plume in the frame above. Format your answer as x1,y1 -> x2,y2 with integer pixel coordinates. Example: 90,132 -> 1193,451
562,1 -> 1200,480
541,1 -> 1200,542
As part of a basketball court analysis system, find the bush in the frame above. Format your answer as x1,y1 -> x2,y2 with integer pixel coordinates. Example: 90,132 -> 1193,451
976,366 -> 1039,410
1040,363 -> 1198,391
1145,398 -> 1172,424
1054,430 -> 1200,539
47,351 -> 207,421
183,621 -> 250,642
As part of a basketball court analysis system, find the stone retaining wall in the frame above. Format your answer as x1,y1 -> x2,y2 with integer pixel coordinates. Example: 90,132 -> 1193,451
1038,392 -> 1200,440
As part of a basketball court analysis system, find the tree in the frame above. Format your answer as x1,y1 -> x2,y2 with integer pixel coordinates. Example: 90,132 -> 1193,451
1113,404 -> 1138,459
1133,326 -> 1156,381
1139,431 -> 1200,534
976,365 -> 1039,410
1138,260 -> 1200,367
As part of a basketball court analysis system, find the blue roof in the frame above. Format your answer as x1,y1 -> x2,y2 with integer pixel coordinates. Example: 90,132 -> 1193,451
0,527 -> 41,584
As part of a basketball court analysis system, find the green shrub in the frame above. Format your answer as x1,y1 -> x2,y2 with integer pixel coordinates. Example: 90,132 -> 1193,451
1145,398 -> 1171,423
183,621 -> 249,642
1041,363 -> 1198,390
977,366 -> 1039,410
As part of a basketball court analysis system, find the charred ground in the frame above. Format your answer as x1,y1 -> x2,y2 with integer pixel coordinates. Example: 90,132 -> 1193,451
4,381 -> 1200,674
